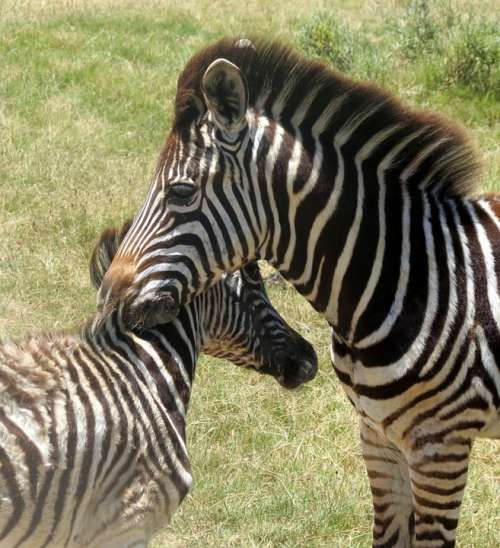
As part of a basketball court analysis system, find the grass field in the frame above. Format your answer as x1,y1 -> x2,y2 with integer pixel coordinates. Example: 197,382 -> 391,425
1,1 -> 499,546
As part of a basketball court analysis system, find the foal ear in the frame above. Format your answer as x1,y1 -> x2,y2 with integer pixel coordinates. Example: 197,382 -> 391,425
89,219 -> 132,290
202,58 -> 248,136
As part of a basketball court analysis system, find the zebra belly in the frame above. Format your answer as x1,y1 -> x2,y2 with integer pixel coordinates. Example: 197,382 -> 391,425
74,437 -> 193,546
477,413 -> 500,439
331,344 -> 500,446
78,471 -> 187,547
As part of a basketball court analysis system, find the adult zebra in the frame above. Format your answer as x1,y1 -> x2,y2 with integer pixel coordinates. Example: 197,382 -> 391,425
0,221 -> 317,548
99,38 -> 500,547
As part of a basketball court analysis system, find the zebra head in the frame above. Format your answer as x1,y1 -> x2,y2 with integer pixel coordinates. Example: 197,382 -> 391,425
91,221 -> 317,388
198,262 -> 318,388
98,38 -> 297,328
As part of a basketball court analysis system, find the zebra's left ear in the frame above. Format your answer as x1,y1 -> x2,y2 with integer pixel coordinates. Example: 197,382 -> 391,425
202,58 -> 248,137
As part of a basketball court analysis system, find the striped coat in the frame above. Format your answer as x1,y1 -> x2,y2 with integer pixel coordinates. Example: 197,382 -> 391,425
98,38 -> 499,547
0,222 -> 316,547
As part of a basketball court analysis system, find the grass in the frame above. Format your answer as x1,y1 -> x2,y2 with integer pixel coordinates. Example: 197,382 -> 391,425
0,1 -> 499,546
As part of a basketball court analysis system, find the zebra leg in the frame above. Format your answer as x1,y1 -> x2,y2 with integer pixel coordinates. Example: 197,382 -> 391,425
360,420 -> 415,548
407,441 -> 472,548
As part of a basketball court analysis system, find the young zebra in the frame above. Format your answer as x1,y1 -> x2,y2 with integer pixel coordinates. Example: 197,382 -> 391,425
98,38 -> 500,547
0,221 -> 317,548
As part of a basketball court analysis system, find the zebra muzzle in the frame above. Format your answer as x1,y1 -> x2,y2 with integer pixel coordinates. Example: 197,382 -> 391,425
275,339 -> 318,389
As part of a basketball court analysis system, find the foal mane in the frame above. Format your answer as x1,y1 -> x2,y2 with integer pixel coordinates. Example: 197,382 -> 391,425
174,37 -> 482,198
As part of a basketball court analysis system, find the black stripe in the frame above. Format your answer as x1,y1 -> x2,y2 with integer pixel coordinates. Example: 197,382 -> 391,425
0,445 -> 25,540
15,398 -> 59,546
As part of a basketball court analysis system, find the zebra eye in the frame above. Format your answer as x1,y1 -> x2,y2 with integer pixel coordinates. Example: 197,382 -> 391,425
167,183 -> 197,203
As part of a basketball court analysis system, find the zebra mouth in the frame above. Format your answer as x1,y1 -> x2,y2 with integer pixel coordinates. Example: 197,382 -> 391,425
278,355 -> 318,389
274,342 -> 318,389
122,293 -> 180,330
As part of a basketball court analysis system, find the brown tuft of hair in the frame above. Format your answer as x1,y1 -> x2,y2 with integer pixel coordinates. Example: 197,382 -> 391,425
173,37 -> 482,198
89,219 -> 133,290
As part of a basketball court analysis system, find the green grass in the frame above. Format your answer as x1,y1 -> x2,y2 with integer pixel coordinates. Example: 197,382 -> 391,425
1,1 -> 499,546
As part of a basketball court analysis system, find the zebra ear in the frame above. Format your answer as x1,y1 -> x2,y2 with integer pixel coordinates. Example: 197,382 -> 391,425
89,219 -> 132,290
202,58 -> 248,136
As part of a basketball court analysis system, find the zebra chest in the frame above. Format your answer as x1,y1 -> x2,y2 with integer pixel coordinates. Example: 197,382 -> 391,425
76,458 -> 193,547
330,341 -> 400,434
75,410 -> 193,547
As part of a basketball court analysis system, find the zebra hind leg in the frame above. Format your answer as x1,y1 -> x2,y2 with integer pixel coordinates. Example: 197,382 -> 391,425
407,439 -> 472,548
360,421 -> 415,548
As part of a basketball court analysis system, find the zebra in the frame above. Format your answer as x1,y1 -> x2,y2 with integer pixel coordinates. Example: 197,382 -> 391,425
97,37 -> 500,546
0,220 -> 317,548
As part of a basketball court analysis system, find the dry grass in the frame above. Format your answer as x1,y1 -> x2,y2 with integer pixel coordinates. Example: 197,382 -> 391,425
0,0 -> 364,29
1,1 -> 499,546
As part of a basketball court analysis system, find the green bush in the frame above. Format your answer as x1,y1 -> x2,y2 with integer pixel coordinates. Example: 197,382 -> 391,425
296,14 -> 355,73
295,14 -> 390,83
388,0 -> 446,59
296,2 -> 499,98
387,1 -> 499,96
442,16 -> 499,95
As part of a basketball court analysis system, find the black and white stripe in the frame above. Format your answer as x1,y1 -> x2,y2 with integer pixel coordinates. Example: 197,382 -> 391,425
99,38 -> 499,547
0,221 -> 317,548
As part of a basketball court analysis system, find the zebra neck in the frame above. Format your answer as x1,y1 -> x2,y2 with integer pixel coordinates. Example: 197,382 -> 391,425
86,306 -> 200,417
254,113 -> 470,356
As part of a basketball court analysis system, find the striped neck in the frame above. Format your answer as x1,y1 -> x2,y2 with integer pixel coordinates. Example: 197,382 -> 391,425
248,106 -> 469,353
85,304 -> 201,419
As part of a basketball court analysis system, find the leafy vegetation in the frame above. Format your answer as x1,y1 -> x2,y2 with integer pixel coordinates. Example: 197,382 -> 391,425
296,0 -> 499,190
297,1 -> 499,97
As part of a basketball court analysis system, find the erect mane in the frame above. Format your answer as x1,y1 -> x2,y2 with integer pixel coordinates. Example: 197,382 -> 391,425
174,37 -> 482,198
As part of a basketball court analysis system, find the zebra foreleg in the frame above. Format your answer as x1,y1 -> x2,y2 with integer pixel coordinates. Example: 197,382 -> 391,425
360,421 -> 415,548
407,440 -> 472,548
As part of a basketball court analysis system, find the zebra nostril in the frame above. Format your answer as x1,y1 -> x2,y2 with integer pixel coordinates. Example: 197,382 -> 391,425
278,339 -> 318,389
281,357 -> 317,389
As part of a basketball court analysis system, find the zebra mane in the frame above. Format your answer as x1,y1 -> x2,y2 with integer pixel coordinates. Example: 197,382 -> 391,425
175,37 -> 482,198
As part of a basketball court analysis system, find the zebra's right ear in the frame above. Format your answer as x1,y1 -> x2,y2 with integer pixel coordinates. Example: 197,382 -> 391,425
202,58 -> 248,137
89,219 -> 133,290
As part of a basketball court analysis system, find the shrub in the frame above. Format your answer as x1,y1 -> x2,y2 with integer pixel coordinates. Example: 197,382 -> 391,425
442,16 -> 499,95
295,14 -> 390,83
296,14 -> 355,73
387,0 -> 445,60
387,1 -> 499,96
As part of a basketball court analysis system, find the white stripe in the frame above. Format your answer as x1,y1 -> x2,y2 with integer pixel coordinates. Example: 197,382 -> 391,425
400,136 -> 450,181
419,200 -> 458,376
477,326 -> 500,397
355,187 -> 411,349
108,330 -> 191,481
327,125 -> 401,326
121,181 -> 159,255
349,128 -> 424,340
250,116 -> 270,254
281,89 -> 338,271
266,123 -> 285,260
465,201 -> 500,333
479,198 -> 500,231
289,101 -> 383,289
